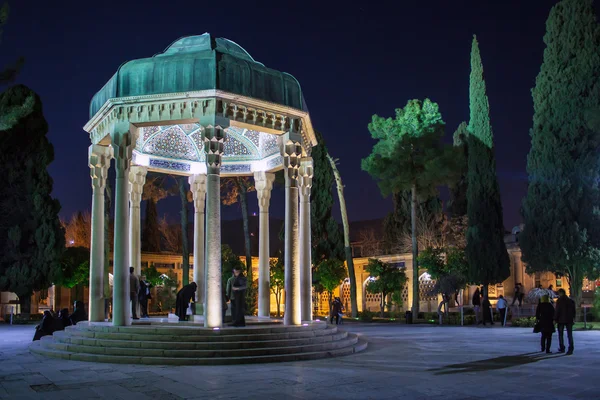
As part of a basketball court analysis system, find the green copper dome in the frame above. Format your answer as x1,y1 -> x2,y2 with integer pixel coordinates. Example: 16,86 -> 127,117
90,33 -> 305,118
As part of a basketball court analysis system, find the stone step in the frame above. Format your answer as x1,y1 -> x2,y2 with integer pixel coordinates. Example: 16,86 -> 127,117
30,336 -> 367,365
67,322 -> 327,336
42,335 -> 358,358
52,330 -> 349,350
56,326 -> 339,343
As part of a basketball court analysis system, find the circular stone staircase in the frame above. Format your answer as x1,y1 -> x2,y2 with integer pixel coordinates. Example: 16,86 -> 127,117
29,320 -> 367,365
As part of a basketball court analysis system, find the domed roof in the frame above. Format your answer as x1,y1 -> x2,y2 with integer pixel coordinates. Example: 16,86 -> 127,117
90,33 -> 305,118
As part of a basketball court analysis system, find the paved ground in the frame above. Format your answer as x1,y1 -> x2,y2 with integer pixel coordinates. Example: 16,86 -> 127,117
1,323 -> 598,400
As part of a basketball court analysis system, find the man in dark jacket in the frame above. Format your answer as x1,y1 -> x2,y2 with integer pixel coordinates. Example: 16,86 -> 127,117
139,275 -> 152,318
175,282 -> 197,322
555,288 -> 575,354
129,267 -> 140,320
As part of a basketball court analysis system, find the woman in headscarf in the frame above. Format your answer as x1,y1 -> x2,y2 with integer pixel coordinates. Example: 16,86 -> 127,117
32,311 -> 56,341
58,308 -> 71,329
230,266 -> 247,327
536,294 -> 555,353
175,282 -> 197,322
69,300 -> 87,325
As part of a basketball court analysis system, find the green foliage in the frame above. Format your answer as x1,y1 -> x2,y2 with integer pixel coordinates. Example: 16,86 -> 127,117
362,99 -> 457,317
512,317 -> 537,328
311,131 -> 345,264
54,247 -> 90,289
314,259 -> 347,297
362,99 -> 455,197
141,264 -> 163,287
520,0 -> 600,308
465,37 -> 510,289
359,310 -> 375,322
141,198 -> 161,252
419,247 -> 469,296
448,122 -> 469,217
365,258 -> 407,316
270,253 -> 285,317
157,270 -> 178,312
0,85 -> 65,313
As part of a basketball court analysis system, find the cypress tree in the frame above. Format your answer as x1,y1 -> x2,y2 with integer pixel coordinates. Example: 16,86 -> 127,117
448,122 -> 468,218
142,198 -> 161,252
310,131 -> 344,265
520,0 -> 600,307
0,85 -> 65,315
465,37 -> 510,295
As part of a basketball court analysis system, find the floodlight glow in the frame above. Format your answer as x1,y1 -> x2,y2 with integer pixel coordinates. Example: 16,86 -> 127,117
213,327 -> 220,330
134,152 -> 150,166
302,323 -> 308,326
190,162 -> 206,174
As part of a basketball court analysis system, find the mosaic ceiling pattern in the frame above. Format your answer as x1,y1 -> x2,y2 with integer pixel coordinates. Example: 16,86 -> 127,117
137,124 -> 280,162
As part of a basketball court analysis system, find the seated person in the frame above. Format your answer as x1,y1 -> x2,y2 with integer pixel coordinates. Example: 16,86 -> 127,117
69,300 -> 87,325
32,311 -> 56,341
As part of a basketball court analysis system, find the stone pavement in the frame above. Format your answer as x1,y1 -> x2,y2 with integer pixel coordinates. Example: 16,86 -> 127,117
1,323 -> 598,399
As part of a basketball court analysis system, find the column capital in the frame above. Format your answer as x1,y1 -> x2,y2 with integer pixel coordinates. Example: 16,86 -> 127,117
89,144 -> 113,190
282,140 -> 302,188
128,166 -> 147,205
189,174 -> 207,212
254,171 -> 275,211
298,157 -> 313,199
203,125 -> 226,175
111,128 -> 138,176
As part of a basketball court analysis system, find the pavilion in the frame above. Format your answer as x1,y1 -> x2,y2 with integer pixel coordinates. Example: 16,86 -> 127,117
84,33 -> 316,327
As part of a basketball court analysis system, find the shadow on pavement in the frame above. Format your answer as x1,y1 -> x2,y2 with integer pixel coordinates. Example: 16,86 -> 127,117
428,352 -> 565,375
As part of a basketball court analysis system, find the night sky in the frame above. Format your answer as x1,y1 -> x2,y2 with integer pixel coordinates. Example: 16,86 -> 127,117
5,0 -> 588,230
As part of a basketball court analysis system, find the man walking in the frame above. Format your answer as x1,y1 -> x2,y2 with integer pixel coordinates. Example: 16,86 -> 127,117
555,288 -> 575,355
496,295 -> 508,326
129,267 -> 140,320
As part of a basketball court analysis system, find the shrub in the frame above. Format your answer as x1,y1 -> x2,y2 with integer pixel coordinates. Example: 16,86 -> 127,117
359,310 -> 375,322
512,317 -> 537,327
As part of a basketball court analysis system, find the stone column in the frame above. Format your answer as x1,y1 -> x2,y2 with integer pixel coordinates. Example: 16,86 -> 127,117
189,174 -> 207,315
283,141 -> 302,326
88,144 -> 113,322
203,126 -> 226,328
298,158 -> 313,322
128,166 -> 147,276
111,129 -> 136,326
254,171 -> 275,318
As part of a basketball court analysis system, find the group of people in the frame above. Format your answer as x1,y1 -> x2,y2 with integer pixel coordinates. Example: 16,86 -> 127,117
173,266 -> 248,326
472,288 -> 499,326
32,300 -> 87,341
129,267 -> 152,319
535,289 -> 576,354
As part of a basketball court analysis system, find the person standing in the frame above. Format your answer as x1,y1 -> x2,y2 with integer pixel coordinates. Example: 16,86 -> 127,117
231,266 -> 247,327
482,295 -> 494,326
555,288 -> 575,355
330,297 -> 343,325
129,267 -> 140,320
536,294 -> 555,353
138,275 -> 152,318
496,295 -> 508,326
472,288 -> 482,325
226,272 -> 236,323
512,283 -> 523,306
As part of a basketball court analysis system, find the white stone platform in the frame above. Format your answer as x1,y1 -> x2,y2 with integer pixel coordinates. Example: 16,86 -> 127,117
29,319 -> 366,365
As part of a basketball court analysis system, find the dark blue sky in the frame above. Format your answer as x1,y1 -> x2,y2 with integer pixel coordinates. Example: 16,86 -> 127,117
5,0 -> 582,229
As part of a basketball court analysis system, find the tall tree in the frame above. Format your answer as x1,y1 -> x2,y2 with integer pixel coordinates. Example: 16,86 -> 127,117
269,252 -> 285,318
221,177 -> 255,282
382,191 -> 411,253
313,259 -> 347,310
520,0 -> 600,308
54,247 -> 90,302
0,85 -> 65,315
177,177 -> 191,285
465,37 -> 510,296
141,175 -> 167,252
326,153 -> 359,317
311,131 -> 344,265
362,98 -> 455,321
448,121 -> 469,218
